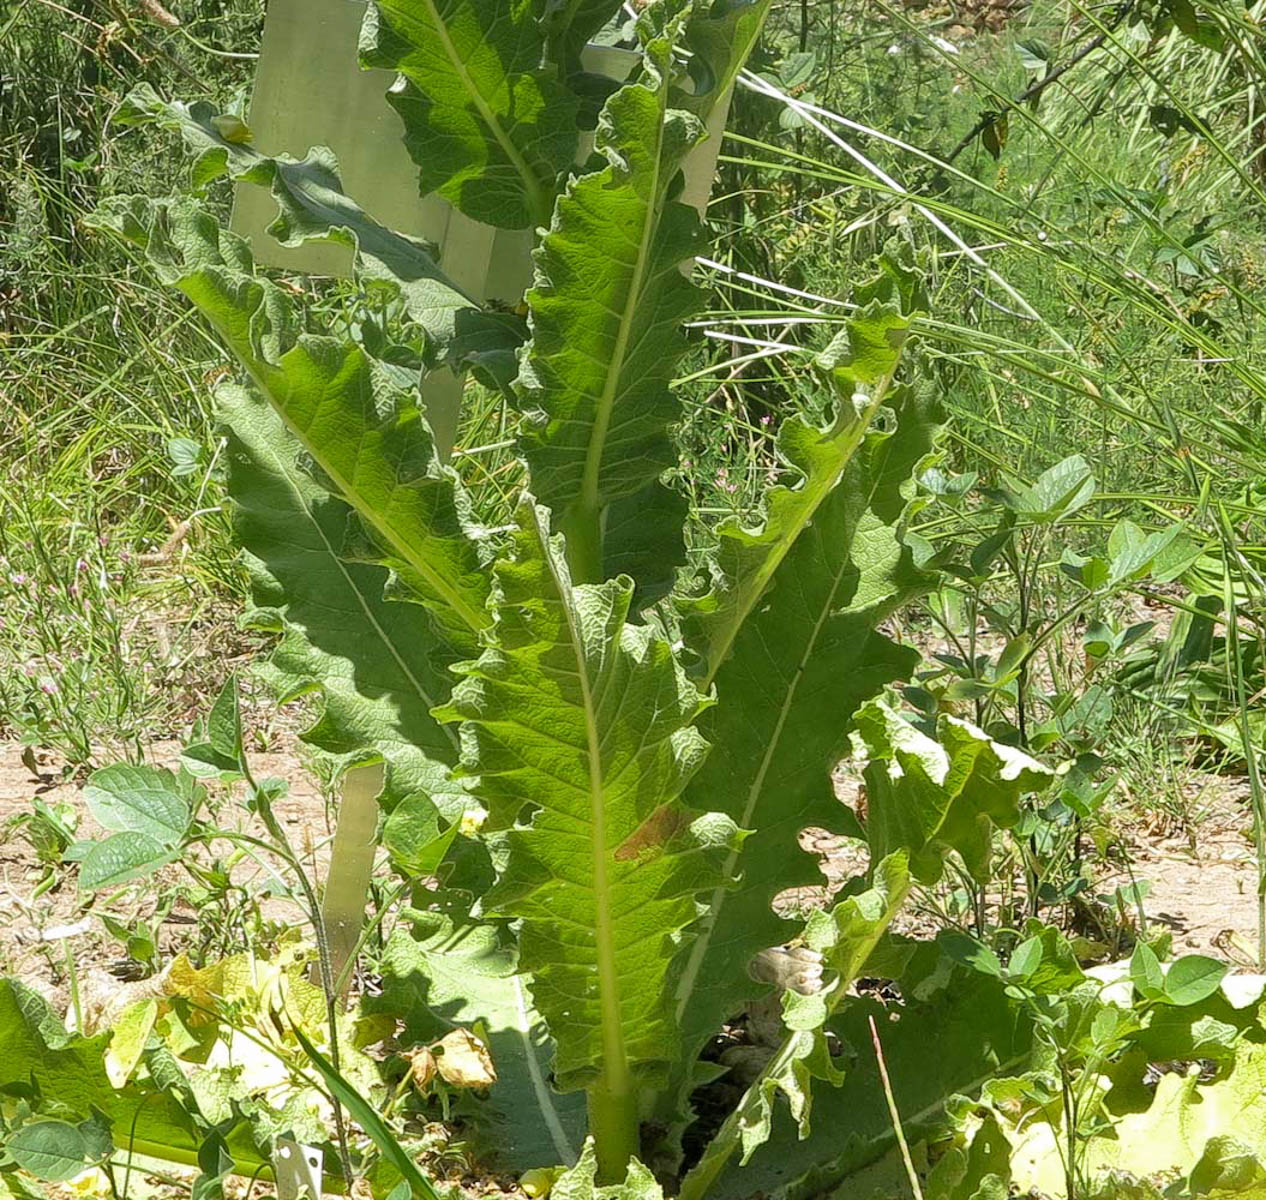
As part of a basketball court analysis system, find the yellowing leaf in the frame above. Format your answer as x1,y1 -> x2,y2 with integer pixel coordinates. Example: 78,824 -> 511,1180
104,998 -> 158,1088
209,113 -> 252,144
521,1167 -> 564,1197
435,1029 -> 497,1089
407,1046 -> 437,1091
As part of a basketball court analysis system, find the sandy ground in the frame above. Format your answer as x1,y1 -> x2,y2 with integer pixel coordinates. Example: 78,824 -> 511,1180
1,737 -> 1264,1023
0,737 -> 336,1017
1117,777 -> 1265,963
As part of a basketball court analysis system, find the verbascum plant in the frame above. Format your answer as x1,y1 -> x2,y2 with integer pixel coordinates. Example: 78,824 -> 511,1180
85,1 -> 1056,1193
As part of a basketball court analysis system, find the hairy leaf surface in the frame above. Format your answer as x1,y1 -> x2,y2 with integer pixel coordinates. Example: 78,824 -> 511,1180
552,1139 -> 665,1200
115,85 -> 522,378
684,245 -> 926,682
439,501 -> 738,1092
362,0 -> 578,229
518,6 -> 706,588
220,385 -> 463,812
680,708 -> 1051,1200
368,911 -> 586,1169
89,197 -> 491,655
671,382 -> 942,1095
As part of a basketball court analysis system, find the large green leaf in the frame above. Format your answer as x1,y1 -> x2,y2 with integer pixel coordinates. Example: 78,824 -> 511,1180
438,500 -> 739,1096
0,979 -> 266,1178
112,85 -> 522,378
678,709 -> 1051,1200
711,963 -> 1036,1200
220,385 -> 463,813
89,197 -> 491,655
368,911 -> 586,1170
361,0 -> 579,229
669,382 -> 942,1103
81,764 -> 191,846
683,243 -> 927,684
542,1 -> 627,78
679,0 -> 773,120
857,704 -> 1049,885
517,4 -> 707,588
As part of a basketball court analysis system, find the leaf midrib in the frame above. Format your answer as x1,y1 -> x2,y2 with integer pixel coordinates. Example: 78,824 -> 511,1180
702,378 -> 895,690
512,976 -> 577,1163
576,78 -> 671,517
675,525 -> 855,1024
401,0 -> 550,227
540,522 -> 631,1096
249,404 -> 459,752
278,385 -> 489,635
203,292 -> 491,638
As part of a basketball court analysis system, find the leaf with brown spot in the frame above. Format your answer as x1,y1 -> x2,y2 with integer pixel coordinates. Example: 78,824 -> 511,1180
614,804 -> 690,862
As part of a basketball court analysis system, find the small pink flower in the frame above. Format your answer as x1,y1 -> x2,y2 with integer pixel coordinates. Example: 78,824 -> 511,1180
76,558 -> 89,572
39,679 -> 57,695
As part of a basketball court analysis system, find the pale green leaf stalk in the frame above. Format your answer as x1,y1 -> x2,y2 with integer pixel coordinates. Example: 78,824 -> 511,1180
437,499 -> 740,1181
361,0 -> 580,230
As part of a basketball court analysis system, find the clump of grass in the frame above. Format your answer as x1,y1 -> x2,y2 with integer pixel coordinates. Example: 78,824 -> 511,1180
1,0 -> 265,761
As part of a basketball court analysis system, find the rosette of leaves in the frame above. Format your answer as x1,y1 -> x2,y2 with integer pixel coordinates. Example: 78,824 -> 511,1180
78,1 -> 1064,1193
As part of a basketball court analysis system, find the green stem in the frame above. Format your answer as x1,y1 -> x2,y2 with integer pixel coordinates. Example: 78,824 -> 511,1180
587,1076 -> 640,1184
561,501 -> 603,584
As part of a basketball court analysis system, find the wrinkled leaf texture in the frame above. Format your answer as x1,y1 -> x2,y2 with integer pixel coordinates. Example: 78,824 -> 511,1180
115,85 -> 523,382
439,500 -> 740,1093
668,247 -> 938,1114
88,196 -> 490,810
517,2 -> 704,595
362,0 -> 580,229
681,704 -> 1051,1200
367,910 -> 586,1170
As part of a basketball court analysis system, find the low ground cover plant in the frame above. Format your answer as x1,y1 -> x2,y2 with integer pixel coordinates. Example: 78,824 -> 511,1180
5,4 -> 1266,1200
